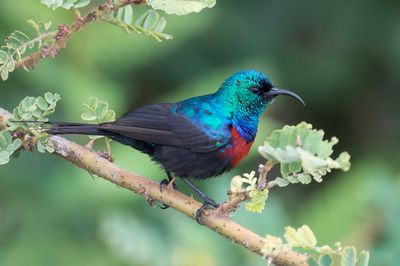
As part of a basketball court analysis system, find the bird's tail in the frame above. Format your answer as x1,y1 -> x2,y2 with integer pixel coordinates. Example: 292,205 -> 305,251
11,121 -> 107,136
46,122 -> 106,136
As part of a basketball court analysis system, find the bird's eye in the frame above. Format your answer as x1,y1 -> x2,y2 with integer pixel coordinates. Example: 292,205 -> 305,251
250,86 -> 261,94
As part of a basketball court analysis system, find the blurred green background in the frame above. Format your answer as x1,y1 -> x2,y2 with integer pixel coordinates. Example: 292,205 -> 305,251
1,0 -> 400,265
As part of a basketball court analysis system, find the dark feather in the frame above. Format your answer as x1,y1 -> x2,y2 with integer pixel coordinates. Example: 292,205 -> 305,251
100,104 -> 228,153
45,103 -> 233,179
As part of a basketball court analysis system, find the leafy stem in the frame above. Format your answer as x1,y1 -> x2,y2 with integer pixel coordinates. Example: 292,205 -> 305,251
1,31 -> 57,63
12,0 -> 145,74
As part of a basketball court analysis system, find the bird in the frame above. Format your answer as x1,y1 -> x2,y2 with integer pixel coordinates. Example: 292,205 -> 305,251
44,70 -> 304,223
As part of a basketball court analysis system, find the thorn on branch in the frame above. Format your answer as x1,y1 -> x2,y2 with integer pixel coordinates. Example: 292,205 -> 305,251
85,11 -> 99,23
217,191 -> 248,217
97,150 -> 114,162
40,46 -> 59,58
85,139 -> 95,150
56,25 -> 71,41
20,56 -> 38,71
74,9 -> 82,22
257,161 -> 274,190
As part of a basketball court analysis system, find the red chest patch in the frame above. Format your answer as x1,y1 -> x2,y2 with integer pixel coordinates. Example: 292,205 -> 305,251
220,126 -> 254,167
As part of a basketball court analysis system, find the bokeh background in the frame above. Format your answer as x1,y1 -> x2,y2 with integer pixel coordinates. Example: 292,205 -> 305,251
1,0 -> 399,265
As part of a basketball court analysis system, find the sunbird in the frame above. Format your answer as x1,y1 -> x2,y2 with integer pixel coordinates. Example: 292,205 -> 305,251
46,70 -> 304,223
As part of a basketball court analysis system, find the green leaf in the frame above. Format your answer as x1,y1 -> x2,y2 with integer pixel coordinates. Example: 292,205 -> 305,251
259,122 -> 351,186
269,177 -> 289,187
27,19 -> 52,38
306,258 -> 319,266
147,0 -> 216,15
262,235 -> 283,257
278,126 -> 291,148
37,139 -> 46,153
103,110 -> 116,122
136,10 -> 160,31
0,151 -> 10,165
245,189 -> 269,213
337,152 -> 351,171
356,251 -> 369,266
44,92 -> 55,103
40,0 -> 63,9
284,225 -> 317,249
286,174 -> 299,184
68,0 -> 91,8
319,254 -> 333,266
0,130 -> 21,165
88,97 -> 98,110
45,144 -> 55,153
299,149 -> 327,175
118,5 -> 134,24
1,66 -> 9,80
153,17 -> 166,32
289,161 -> 302,173
6,56 -> 15,72
9,139 -> 22,153
304,130 -> 324,154
281,162 -> 290,177
109,7 -> 171,42
40,0 -> 90,9
0,130 -> 12,149
36,138 -> 55,153
1,20 -> 55,81
0,51 -> 8,64
27,19 -> 40,33
297,173 -> 312,184
81,97 -> 116,125
37,97 -> 48,111
81,112 -> 97,121
96,101 -> 108,120
341,246 -> 356,266
10,92 -> 61,131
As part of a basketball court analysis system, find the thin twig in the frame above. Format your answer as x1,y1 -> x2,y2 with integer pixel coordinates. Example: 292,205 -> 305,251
0,107 -> 308,266
15,0 -> 145,70
219,161 -> 275,216
258,161 -> 274,190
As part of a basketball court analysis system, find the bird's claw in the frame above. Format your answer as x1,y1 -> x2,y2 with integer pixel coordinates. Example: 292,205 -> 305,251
195,198 -> 219,225
159,179 -> 170,193
159,178 -> 177,209
160,204 -> 169,210
159,178 -> 177,193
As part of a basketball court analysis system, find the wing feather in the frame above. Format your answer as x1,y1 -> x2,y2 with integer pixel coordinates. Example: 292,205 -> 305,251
99,103 -> 227,152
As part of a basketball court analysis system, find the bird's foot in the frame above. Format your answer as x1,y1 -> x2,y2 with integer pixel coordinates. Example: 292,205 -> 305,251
159,178 -> 177,209
159,178 -> 177,192
195,197 -> 219,225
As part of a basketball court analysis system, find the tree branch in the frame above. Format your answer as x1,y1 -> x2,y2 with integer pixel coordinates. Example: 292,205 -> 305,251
15,0 -> 145,71
0,107 -> 308,266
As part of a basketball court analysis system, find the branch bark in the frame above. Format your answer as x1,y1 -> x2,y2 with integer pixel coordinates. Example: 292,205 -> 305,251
0,107 -> 308,266
15,0 -> 145,70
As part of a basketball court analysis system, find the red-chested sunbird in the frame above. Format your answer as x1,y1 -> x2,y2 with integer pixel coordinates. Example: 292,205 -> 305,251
45,70 -> 304,223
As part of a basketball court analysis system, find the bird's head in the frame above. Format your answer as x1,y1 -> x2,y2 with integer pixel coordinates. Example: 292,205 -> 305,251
218,70 -> 304,116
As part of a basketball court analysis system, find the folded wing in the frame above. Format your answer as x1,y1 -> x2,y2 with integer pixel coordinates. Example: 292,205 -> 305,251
99,103 -> 228,153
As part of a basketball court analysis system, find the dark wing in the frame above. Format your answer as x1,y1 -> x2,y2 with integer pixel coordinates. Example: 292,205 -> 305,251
99,103 -> 228,153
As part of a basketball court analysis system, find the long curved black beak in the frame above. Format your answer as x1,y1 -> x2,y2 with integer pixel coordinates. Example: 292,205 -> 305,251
268,87 -> 305,106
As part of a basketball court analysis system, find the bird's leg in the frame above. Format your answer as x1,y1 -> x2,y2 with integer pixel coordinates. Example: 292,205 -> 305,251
180,176 -> 219,224
159,171 -> 177,192
159,171 -> 177,209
